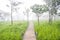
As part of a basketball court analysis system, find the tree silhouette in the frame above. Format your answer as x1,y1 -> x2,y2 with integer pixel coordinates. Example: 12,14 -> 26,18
0,10 -> 10,21
6,0 -> 23,25
31,4 -> 48,25
44,0 -> 60,24
23,8 -> 30,25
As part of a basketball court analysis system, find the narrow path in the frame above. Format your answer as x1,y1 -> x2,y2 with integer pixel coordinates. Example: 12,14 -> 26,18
23,22 -> 36,40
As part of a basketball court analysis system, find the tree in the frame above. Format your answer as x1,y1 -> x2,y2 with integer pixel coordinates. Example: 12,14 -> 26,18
23,8 -> 30,25
44,0 -> 60,24
31,4 -> 48,25
0,10 -> 10,21
7,0 -> 22,25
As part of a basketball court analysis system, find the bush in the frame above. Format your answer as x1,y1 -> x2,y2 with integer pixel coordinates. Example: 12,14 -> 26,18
0,22 -> 27,40
35,21 -> 60,40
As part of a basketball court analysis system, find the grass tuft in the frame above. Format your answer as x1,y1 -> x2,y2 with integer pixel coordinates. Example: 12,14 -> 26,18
34,21 -> 60,40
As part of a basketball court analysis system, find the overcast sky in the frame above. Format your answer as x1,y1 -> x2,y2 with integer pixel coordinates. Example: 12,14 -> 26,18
0,0 -> 49,21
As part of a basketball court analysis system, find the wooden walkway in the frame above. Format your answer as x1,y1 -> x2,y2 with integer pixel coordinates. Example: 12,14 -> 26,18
23,22 -> 36,40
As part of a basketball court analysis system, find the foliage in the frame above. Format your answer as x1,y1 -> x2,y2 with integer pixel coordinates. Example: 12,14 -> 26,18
31,4 -> 48,16
35,21 -> 60,40
44,0 -> 60,7
0,21 -> 27,40
31,4 -> 48,25
44,0 -> 60,23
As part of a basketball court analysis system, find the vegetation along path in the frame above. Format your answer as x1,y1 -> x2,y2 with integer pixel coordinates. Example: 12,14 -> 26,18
23,22 -> 36,40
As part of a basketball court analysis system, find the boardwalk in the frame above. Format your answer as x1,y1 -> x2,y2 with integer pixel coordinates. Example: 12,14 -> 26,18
23,22 -> 36,40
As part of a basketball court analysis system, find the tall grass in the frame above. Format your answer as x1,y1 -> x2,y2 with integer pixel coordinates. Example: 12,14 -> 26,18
0,21 -> 27,40
34,21 -> 60,40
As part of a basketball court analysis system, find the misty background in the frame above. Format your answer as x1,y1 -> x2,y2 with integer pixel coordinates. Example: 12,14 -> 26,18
0,0 -> 60,21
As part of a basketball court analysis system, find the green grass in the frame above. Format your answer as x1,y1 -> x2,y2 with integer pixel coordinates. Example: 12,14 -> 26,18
34,21 -> 60,40
0,21 -> 27,40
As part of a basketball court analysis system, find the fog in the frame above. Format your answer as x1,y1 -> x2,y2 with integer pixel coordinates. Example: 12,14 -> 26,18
0,0 -> 59,21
